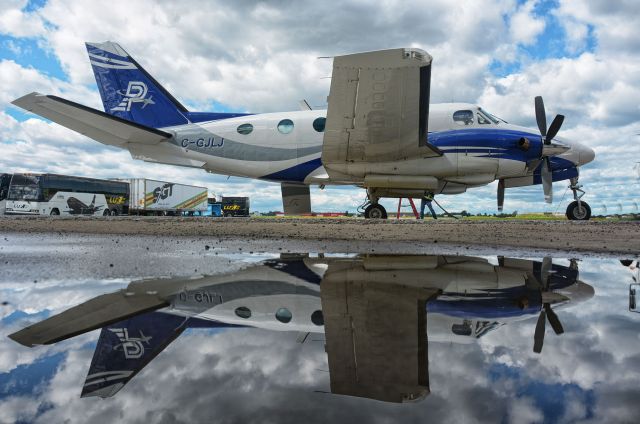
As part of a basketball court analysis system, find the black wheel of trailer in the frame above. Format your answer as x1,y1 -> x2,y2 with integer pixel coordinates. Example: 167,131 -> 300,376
50,208 -> 60,216
566,201 -> 591,221
364,204 -> 388,219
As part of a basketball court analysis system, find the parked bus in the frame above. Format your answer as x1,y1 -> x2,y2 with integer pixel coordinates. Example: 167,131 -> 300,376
5,173 -> 129,216
0,173 -> 11,215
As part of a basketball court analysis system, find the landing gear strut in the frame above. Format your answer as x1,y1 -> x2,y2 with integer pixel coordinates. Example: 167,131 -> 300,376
566,177 -> 591,220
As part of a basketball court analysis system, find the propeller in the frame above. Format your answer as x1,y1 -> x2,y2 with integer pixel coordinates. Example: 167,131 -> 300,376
532,257 -> 565,354
535,96 -> 566,204
497,179 -> 505,211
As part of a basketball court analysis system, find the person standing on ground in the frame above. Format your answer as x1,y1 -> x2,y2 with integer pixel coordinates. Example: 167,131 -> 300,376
420,192 -> 437,220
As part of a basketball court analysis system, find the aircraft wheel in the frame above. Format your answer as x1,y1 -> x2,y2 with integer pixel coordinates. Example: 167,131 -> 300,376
50,209 -> 60,216
364,203 -> 387,219
566,201 -> 591,221
103,209 -> 109,216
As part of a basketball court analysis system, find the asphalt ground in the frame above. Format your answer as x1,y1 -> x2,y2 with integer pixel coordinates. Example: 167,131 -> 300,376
0,215 -> 638,255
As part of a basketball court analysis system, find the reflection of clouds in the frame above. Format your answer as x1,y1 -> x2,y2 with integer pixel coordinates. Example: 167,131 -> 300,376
1,258 -> 640,422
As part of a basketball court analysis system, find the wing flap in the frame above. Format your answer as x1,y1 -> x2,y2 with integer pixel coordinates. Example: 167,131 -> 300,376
12,92 -> 172,147
322,48 -> 440,174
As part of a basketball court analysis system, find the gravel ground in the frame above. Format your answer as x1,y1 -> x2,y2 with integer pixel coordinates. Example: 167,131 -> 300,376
0,215 -> 638,255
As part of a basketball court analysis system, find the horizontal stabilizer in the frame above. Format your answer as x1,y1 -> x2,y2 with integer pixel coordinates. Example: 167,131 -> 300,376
11,92 -> 172,147
8,290 -> 168,347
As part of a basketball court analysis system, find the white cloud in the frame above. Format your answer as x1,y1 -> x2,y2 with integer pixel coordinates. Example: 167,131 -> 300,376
509,0 -> 546,46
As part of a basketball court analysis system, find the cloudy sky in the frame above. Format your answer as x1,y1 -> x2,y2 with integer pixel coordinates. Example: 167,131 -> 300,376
2,249 -> 640,423
1,0 -> 639,213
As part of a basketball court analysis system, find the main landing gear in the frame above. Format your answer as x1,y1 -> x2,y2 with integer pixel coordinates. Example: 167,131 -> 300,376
362,190 -> 388,219
364,203 -> 388,219
565,177 -> 591,221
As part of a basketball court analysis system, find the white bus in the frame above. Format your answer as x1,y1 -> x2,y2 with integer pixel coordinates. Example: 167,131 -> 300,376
5,173 -> 129,216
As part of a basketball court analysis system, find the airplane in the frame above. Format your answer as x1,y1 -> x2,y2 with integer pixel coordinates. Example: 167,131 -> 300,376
9,254 -> 594,402
66,194 -> 103,215
12,43 -> 595,219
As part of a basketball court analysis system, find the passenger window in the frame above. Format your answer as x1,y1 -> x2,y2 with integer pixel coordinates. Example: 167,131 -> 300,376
477,112 -> 491,124
275,308 -> 292,323
277,119 -> 294,134
312,117 -> 326,132
453,110 -> 474,126
237,123 -> 253,135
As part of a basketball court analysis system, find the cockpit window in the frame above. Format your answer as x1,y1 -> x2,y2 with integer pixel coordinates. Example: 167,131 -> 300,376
477,111 -> 492,124
453,110 -> 474,126
478,108 -> 501,124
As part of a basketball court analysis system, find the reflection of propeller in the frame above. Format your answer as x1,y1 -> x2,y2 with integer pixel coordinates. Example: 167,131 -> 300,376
535,96 -> 568,204
533,257 -> 565,354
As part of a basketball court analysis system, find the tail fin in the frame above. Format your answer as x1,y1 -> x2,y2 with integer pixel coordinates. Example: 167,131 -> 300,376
81,311 -> 188,398
86,41 -> 189,128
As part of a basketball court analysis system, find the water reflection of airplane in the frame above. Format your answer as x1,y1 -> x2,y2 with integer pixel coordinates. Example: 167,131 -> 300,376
66,194 -> 102,215
9,254 -> 593,402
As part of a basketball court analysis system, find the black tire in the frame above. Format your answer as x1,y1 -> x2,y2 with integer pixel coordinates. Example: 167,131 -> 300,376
364,203 -> 388,219
50,209 -> 60,216
566,201 -> 591,221
224,212 -> 232,217
103,209 -> 110,216
110,209 -> 118,216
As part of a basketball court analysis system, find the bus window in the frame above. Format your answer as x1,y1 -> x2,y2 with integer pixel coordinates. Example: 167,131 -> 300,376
7,174 -> 41,201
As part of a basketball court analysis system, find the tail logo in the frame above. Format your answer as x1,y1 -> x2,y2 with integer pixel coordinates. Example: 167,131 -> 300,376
109,328 -> 152,359
111,81 -> 155,112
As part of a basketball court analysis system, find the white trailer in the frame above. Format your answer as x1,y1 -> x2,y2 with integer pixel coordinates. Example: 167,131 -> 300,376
127,179 -> 208,215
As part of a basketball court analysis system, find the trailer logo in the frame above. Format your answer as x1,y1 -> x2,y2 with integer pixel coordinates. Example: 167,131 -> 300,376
153,183 -> 174,203
109,328 -> 152,359
111,81 -> 155,112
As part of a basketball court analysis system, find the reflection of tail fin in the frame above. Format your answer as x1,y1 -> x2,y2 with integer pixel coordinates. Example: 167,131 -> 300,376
86,41 -> 189,128
90,194 -> 96,208
81,312 -> 187,398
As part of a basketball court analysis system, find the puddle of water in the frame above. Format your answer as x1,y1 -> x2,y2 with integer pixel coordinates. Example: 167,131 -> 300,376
1,252 -> 640,423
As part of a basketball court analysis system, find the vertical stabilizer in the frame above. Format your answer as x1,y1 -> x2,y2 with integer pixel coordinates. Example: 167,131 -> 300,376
86,41 -> 189,128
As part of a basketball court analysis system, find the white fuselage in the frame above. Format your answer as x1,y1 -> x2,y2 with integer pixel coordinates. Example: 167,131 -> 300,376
130,103 -> 594,194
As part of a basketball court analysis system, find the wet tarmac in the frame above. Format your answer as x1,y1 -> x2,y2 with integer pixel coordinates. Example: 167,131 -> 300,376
1,233 -> 640,423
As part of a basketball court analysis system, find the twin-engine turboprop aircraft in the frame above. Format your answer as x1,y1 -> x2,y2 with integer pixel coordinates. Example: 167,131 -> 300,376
9,254 -> 593,402
12,42 -> 595,219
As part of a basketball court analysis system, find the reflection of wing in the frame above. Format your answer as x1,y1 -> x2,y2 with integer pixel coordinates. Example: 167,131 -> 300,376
322,48 -> 441,174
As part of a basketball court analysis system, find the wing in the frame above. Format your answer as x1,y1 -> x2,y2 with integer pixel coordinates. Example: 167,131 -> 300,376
12,92 -> 172,147
322,48 -> 441,176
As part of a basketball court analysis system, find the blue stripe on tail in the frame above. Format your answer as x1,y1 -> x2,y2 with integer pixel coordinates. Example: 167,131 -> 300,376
86,41 -> 189,128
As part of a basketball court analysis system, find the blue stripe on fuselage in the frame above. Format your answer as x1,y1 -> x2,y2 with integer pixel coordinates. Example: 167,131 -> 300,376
261,158 -> 322,183
430,128 -> 543,163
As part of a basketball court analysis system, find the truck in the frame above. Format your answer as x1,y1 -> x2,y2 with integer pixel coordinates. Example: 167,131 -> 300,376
127,178 -> 208,216
221,197 -> 250,217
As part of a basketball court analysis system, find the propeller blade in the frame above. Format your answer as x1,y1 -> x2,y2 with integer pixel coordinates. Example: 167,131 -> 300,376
533,309 -> 546,353
542,158 -> 553,203
541,256 -> 552,289
544,303 -> 564,335
545,114 -> 565,144
497,179 -> 505,211
535,96 -> 547,137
